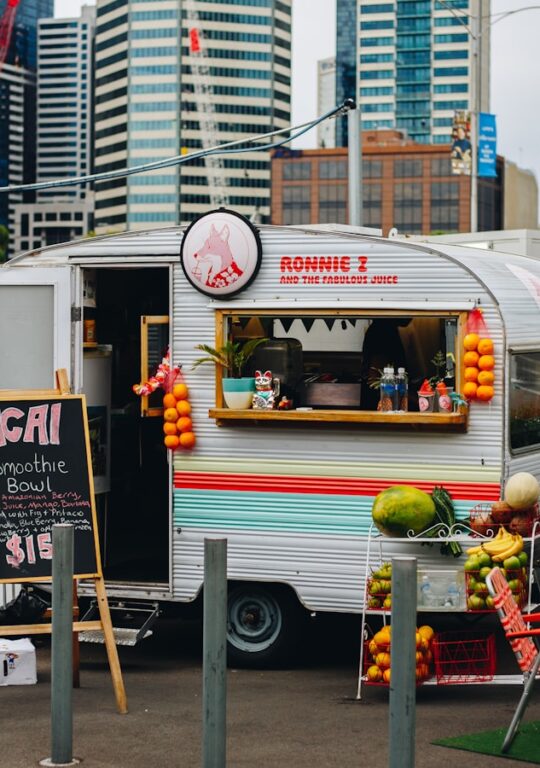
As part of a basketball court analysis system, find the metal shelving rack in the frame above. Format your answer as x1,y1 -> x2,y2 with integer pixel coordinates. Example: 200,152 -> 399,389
356,520 -> 540,699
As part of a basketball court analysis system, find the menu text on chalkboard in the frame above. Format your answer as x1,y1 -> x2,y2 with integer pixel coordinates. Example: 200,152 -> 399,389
0,396 -> 100,581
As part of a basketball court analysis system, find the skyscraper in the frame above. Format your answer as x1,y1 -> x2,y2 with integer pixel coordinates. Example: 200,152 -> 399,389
12,5 -> 95,253
94,0 -> 291,234
0,0 -> 54,248
335,0 -> 490,145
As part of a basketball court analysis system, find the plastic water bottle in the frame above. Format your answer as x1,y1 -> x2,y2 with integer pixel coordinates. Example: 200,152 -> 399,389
421,575 -> 436,607
394,367 -> 408,412
379,367 -> 395,412
445,581 -> 460,608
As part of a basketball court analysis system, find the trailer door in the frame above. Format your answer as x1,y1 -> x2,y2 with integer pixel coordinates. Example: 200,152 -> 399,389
0,267 -> 72,390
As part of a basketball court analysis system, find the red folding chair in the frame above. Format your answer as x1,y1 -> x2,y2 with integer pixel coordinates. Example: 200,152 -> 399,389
486,566 -> 540,753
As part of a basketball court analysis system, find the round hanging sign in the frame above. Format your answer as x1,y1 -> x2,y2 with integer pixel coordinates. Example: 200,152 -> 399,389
180,208 -> 263,298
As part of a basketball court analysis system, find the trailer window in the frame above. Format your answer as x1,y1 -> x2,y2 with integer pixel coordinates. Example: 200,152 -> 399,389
509,352 -> 540,452
212,311 -> 462,418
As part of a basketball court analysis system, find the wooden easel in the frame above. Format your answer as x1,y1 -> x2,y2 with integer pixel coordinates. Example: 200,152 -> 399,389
0,370 -> 127,714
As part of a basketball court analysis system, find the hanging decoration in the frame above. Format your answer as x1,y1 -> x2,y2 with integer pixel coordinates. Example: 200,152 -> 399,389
132,349 -> 196,451
462,309 -> 495,404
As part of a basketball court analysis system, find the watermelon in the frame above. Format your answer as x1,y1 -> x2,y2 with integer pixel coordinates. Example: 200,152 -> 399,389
371,485 -> 436,537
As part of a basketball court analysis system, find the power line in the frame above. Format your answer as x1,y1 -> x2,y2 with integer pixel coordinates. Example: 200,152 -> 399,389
0,100 -> 355,195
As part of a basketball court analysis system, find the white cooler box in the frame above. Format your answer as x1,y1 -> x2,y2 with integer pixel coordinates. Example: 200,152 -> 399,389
0,638 -> 37,686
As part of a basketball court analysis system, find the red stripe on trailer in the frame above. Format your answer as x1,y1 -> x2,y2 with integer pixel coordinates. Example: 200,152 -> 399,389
173,471 -> 500,501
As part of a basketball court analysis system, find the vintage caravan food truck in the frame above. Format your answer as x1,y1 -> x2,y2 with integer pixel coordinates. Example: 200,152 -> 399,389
1,211 -> 540,666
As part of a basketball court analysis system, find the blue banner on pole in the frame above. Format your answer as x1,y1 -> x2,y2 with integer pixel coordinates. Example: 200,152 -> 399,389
478,113 -> 497,178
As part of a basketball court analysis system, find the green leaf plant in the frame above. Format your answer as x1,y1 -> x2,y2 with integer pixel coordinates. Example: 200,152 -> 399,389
193,338 -> 268,379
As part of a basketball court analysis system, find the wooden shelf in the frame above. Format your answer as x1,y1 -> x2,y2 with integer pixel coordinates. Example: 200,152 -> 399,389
209,408 -> 468,431
83,342 -> 99,349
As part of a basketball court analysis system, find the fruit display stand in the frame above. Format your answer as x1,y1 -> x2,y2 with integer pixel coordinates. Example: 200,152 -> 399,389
356,520 -> 540,699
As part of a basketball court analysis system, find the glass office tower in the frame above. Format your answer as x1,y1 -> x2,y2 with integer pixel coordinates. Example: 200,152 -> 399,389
0,0 -> 54,241
335,0 -> 490,145
94,0 -> 291,233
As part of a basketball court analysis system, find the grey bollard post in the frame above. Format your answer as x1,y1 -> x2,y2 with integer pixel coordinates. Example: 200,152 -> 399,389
203,538 -> 227,768
389,557 -> 417,768
40,524 -> 79,767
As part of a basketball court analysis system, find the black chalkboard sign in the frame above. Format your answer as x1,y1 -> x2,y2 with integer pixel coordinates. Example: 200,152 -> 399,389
0,395 -> 100,582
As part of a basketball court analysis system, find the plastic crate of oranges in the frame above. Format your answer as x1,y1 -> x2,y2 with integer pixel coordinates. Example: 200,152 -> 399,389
363,624 -> 435,686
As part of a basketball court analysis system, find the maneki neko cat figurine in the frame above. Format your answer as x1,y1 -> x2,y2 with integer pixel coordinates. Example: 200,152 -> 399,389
252,370 -> 279,410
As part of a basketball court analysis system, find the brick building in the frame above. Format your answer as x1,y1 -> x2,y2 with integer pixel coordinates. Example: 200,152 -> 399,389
271,130 -> 508,235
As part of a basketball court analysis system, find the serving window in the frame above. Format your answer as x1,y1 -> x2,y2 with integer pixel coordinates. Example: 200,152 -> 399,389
209,309 -> 467,429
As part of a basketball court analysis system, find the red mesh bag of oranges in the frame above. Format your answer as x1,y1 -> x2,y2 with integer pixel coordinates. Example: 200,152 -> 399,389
463,309 -> 494,403
163,376 -> 196,451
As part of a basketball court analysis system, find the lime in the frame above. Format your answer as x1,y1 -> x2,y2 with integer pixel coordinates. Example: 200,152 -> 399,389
518,551 -> 528,567
479,566 -> 492,580
477,552 -> 492,567
464,556 -> 481,571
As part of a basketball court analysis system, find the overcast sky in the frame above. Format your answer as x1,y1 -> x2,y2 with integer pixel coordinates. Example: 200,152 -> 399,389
55,0 -> 540,212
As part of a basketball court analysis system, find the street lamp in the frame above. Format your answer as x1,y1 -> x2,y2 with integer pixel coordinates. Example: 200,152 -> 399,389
438,1 -> 540,233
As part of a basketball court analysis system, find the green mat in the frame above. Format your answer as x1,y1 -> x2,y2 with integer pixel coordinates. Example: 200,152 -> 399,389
434,721 -> 540,764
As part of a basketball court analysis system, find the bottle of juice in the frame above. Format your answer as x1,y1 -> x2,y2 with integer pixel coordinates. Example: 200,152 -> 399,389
394,367 -> 408,412
379,367 -> 395,412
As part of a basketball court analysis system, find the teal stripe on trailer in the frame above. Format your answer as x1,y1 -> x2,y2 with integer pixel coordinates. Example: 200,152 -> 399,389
173,489 -> 476,536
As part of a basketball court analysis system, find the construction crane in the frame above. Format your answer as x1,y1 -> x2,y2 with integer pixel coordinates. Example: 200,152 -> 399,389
0,0 -> 20,76
183,0 -> 229,207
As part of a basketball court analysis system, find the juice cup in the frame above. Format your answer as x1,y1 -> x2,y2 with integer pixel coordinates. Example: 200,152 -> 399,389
417,391 -> 435,413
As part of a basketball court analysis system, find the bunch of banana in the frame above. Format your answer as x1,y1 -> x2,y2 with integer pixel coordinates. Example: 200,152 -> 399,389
466,526 -> 523,561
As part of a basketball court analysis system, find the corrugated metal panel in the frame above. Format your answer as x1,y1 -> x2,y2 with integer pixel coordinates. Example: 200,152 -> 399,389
171,227 -> 506,606
172,528 -> 468,612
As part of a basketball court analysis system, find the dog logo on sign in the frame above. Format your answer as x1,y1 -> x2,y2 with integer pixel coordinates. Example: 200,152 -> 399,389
181,209 -> 262,298
191,224 -> 244,290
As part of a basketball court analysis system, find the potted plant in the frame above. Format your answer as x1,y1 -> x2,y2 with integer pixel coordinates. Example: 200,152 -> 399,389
193,338 -> 268,408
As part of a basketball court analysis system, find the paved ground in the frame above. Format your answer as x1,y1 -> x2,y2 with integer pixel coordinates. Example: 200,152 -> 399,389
2,612 -> 539,767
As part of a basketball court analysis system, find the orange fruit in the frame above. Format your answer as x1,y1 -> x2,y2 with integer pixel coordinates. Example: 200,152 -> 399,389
179,431 -> 196,449
176,400 -> 192,416
463,381 -> 478,400
163,393 -> 177,409
382,668 -> 391,684
476,385 -> 494,401
173,382 -> 189,401
176,416 -> 193,433
368,639 -> 378,658
477,370 -> 494,386
478,354 -> 494,371
416,666 -> 425,681
418,625 -> 434,642
164,407 -> 180,423
464,366 -> 479,382
477,338 -> 494,355
463,350 -> 479,367
375,651 -> 391,670
164,435 -> 180,450
163,422 -> 178,436
416,651 -> 424,664
464,333 -> 480,351
366,665 -> 382,682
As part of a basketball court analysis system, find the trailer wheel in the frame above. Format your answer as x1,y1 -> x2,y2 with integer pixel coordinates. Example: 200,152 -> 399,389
226,584 -> 303,668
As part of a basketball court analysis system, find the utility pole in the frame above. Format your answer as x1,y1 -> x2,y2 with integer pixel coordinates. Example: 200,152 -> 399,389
347,105 -> 362,227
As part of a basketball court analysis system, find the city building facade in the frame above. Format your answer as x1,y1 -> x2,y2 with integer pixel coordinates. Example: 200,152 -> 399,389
12,5 -> 95,254
0,0 -> 54,253
270,131 -> 538,235
317,57 -> 336,148
94,0 -> 291,234
335,0 -> 490,145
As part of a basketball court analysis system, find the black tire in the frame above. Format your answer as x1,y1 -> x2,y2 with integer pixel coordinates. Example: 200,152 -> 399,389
226,583 -> 304,669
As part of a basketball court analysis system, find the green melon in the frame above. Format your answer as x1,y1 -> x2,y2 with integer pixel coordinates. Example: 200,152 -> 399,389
371,485 -> 436,537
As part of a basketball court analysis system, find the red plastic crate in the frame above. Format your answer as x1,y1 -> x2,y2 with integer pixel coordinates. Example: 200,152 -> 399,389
465,569 -> 527,612
432,632 -> 496,684
365,576 -> 392,611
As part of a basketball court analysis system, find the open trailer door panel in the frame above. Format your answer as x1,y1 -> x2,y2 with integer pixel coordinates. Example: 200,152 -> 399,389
0,267 -> 72,391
